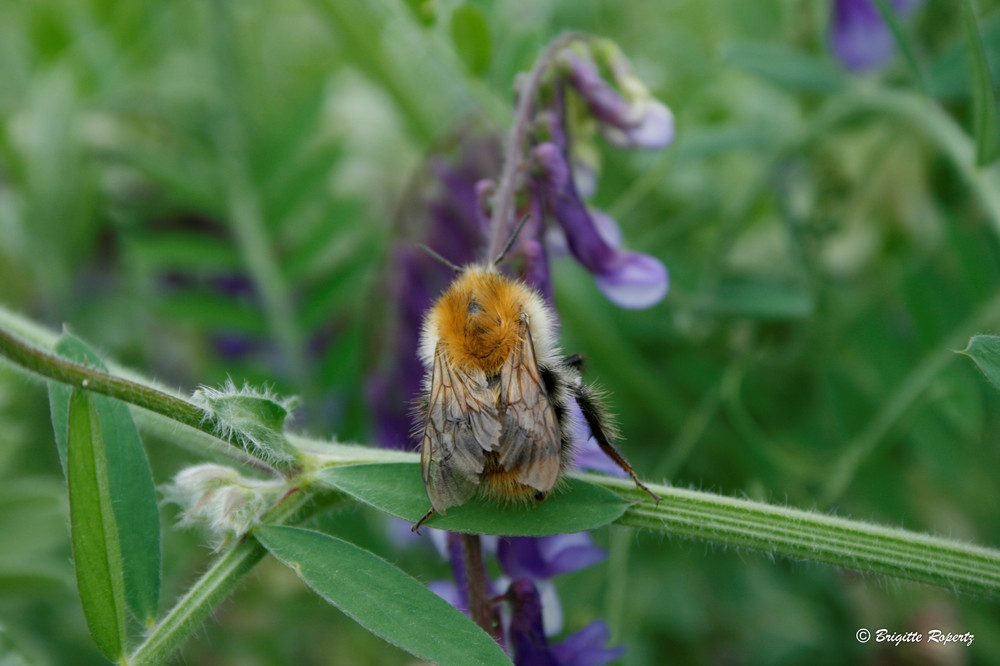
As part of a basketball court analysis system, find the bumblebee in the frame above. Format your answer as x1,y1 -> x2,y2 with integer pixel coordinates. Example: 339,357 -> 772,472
413,263 -> 658,530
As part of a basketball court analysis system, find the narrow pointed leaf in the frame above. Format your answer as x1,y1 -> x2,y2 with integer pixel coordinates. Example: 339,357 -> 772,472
963,0 -> 1000,165
451,4 -> 491,76
871,0 -> 926,91
316,463 -> 629,536
958,334 -> 1000,391
47,380 -> 71,473
48,333 -> 161,625
68,389 -> 127,662
256,526 -> 510,666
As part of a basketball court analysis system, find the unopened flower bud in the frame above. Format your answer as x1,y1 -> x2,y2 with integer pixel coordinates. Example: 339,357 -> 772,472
163,463 -> 284,549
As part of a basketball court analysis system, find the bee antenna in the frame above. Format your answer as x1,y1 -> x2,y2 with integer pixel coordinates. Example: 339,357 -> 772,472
417,244 -> 461,274
493,213 -> 532,267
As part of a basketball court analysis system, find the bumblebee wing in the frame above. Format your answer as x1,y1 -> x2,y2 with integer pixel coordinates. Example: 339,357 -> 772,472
498,317 -> 561,492
421,343 -> 502,514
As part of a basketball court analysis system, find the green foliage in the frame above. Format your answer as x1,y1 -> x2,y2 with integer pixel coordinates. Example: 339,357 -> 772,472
451,4 -> 492,76
256,526 -> 511,666
722,42 -> 847,93
49,334 -> 161,627
317,462 -> 630,535
964,0 -> 1000,165
959,334 -> 1000,391
67,390 -> 128,662
1,0 -> 1000,664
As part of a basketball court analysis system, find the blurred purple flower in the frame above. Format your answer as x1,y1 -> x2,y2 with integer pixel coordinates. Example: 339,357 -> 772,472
507,579 -> 625,666
210,332 -> 258,359
206,273 -> 256,299
561,49 -> 675,150
563,399 -> 628,477
498,534 -> 607,581
534,142 -> 668,309
551,621 -> 627,666
366,132 -> 502,450
830,0 -> 921,72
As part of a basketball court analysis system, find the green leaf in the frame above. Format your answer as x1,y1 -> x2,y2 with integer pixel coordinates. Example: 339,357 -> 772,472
721,42 -> 846,93
67,389 -> 127,662
403,0 -> 436,26
958,334 -> 1000,391
49,333 -> 161,626
963,0 -> 1000,166
47,380 -> 71,473
195,383 -> 298,465
256,526 -> 511,666
316,463 -> 630,536
451,4 -> 491,76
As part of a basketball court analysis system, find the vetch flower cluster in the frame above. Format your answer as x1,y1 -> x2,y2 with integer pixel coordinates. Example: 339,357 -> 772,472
427,532 -> 626,665
510,38 -> 672,310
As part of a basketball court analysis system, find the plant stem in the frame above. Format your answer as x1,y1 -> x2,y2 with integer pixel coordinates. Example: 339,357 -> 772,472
4,309 -> 999,603
486,32 -> 587,260
128,485 -> 325,666
460,533 -> 501,641
604,525 -> 633,643
0,325 -> 278,475
0,326 -> 200,430
580,473 -> 1000,600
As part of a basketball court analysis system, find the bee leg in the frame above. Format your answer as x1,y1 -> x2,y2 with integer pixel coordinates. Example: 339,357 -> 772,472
575,387 -> 662,503
412,507 -> 436,534
562,354 -> 585,371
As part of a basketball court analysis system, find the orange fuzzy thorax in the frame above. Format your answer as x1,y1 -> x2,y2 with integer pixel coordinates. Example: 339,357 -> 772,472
431,269 -> 530,375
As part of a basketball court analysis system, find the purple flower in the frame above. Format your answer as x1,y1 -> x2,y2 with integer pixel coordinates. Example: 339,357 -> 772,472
534,142 -> 668,309
563,399 -> 628,478
551,621 -> 627,666
830,0 -> 921,72
498,533 -> 607,581
561,49 -> 675,150
507,579 -> 625,666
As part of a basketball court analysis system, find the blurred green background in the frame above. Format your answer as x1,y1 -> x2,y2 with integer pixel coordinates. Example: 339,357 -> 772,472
2,0 -> 1000,664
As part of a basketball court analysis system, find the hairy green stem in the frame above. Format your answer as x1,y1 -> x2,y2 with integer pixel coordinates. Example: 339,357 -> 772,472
128,485 -> 330,666
3,311 -> 999,613
0,325 -> 203,430
870,0 -> 926,92
580,473 -> 1000,600
0,316 -> 281,475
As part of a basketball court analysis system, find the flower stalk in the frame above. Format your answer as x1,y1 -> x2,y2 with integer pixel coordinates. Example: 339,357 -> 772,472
487,31 -> 589,261
581,473 -> 1000,600
128,484 -> 332,666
